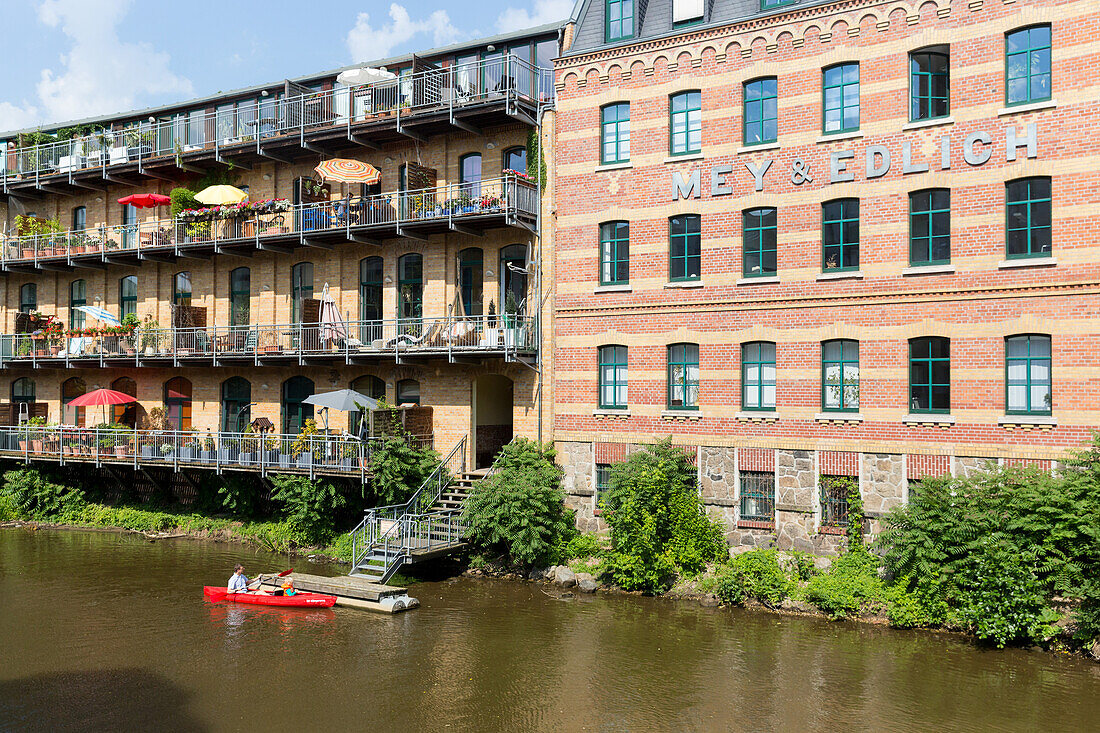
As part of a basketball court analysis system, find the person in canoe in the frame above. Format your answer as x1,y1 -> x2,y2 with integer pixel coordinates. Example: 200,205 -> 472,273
227,564 -> 268,594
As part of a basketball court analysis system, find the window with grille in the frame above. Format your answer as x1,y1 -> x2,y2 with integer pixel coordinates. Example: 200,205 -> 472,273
595,463 -> 612,509
1006,334 -> 1051,415
820,475 -> 851,528
1005,26 -> 1051,105
739,471 -> 775,523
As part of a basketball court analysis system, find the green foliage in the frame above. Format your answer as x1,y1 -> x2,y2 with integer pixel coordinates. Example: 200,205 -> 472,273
804,549 -> 886,619
601,439 -> 726,593
565,532 -> 602,560
843,475 -> 865,548
169,187 -> 200,217
193,168 -> 239,191
215,475 -> 263,518
463,438 -> 575,568
1075,578 -> 1100,643
715,566 -> 746,605
884,575 -> 950,629
526,128 -> 547,190
269,474 -> 346,546
0,492 -> 17,521
368,432 -> 441,505
2,468 -> 85,519
954,547 -> 1060,648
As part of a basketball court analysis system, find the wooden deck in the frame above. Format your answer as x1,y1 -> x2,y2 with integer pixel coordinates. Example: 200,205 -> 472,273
260,573 -> 418,613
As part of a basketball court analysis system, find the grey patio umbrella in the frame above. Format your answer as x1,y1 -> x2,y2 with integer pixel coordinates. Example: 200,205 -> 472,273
302,389 -> 379,432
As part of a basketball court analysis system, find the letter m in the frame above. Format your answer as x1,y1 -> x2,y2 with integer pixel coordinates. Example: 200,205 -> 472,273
672,170 -> 700,200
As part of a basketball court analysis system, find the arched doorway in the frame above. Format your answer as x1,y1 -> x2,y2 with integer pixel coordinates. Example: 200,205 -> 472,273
111,377 -> 137,427
61,377 -> 86,426
164,377 -> 192,430
473,374 -> 513,468
221,377 -> 252,432
12,378 -> 35,422
282,376 -> 314,434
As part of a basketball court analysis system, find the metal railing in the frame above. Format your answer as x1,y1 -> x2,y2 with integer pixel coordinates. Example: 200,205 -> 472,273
0,175 -> 536,264
0,425 -> 430,479
1,55 -> 554,185
349,435 -> 468,581
0,313 -> 537,368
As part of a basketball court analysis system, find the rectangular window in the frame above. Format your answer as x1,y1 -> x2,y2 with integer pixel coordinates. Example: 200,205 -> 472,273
743,207 -> 777,277
761,0 -> 796,8
741,341 -> 776,411
601,103 -> 630,164
739,471 -> 775,523
669,91 -> 701,155
669,215 -> 700,281
910,50 -> 950,121
599,345 -> 628,409
1006,334 -> 1051,415
820,475 -> 851,528
909,337 -> 950,413
909,189 -> 950,265
823,63 -> 859,134
600,221 -> 630,285
1006,25 -> 1051,105
119,276 -> 137,319
743,78 -> 778,146
1006,178 -> 1052,259
605,0 -> 634,42
822,340 -> 859,411
822,199 -> 859,272
595,463 -> 612,508
667,343 -> 699,410
672,0 -> 704,25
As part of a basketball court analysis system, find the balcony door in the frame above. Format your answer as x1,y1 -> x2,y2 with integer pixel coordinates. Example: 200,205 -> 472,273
282,376 -> 314,434
164,377 -> 192,431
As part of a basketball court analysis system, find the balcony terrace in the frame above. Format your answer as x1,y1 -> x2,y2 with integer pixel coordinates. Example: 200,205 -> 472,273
0,175 -> 537,273
1,56 -> 552,196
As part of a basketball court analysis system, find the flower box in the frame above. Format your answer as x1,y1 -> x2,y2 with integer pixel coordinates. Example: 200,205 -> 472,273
114,446 -> 130,457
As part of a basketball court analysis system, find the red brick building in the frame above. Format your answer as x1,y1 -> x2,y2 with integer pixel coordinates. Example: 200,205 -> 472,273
550,0 -> 1099,551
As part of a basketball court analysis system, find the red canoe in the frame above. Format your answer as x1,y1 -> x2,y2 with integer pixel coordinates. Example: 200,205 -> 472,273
203,586 -> 337,608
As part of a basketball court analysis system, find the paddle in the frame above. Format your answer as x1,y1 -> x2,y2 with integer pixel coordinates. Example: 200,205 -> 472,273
246,568 -> 293,592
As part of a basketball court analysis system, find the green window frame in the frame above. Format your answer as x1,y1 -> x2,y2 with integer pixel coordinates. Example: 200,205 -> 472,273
822,198 -> 859,272
909,189 -> 950,266
119,275 -> 137,320
600,103 -> 630,165
599,344 -> 628,409
1006,334 -> 1051,416
605,0 -> 634,42
458,247 -> 483,316
221,377 -> 252,432
173,271 -> 192,307
359,256 -> 383,342
1006,177 -> 1052,259
19,283 -> 36,314
743,77 -> 778,146
823,62 -> 859,134
398,253 -> 423,328
69,279 -> 86,329
595,463 -> 612,508
910,50 -> 949,121
600,221 -> 629,285
739,471 -> 775,523
667,342 -> 699,410
229,267 -> 250,326
669,215 -> 700,281
741,341 -> 776,411
761,0 -> 796,9
290,261 -> 313,323
669,91 -> 701,156
743,207 -> 777,278
1006,25 -> 1052,106
821,339 -> 859,412
909,337 -> 950,414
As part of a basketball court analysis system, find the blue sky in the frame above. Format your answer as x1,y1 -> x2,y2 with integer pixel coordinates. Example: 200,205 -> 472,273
0,0 -> 571,133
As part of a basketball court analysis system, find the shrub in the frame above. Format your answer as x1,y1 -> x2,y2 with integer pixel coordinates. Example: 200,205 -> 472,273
715,565 -> 746,605
954,547 -> 1060,648
215,474 -> 263,518
169,187 -> 199,217
269,474 -> 346,546
732,549 -> 790,606
2,468 -> 84,519
369,433 -> 441,505
0,492 -> 17,521
463,439 -> 575,568
565,532 -> 602,560
804,549 -> 886,618
602,439 -> 726,593
1075,578 -> 1100,644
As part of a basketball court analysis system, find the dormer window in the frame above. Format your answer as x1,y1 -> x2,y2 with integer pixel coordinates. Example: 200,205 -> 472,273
672,0 -> 704,26
605,0 -> 633,42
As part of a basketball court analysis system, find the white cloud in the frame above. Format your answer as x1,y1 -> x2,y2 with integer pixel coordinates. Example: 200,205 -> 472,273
0,0 -> 192,132
347,4 -> 465,63
496,0 -> 573,33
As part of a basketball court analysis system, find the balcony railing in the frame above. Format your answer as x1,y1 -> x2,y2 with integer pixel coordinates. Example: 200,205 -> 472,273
0,314 -> 538,367
0,175 -> 537,264
0,425 -> 433,479
1,55 -> 554,185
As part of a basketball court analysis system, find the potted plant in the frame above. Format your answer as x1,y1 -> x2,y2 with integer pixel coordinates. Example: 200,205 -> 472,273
291,419 -> 322,468
16,336 -> 31,358
140,315 -> 160,356
219,435 -> 240,464
502,291 -> 526,348
484,299 -> 500,346
201,432 -> 216,462
263,435 -> 279,465
159,442 -> 175,460
239,428 -> 259,465
180,430 -> 199,461
27,417 -> 47,453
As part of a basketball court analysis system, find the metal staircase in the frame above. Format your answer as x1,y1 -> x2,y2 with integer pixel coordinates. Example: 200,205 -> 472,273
348,436 -> 487,584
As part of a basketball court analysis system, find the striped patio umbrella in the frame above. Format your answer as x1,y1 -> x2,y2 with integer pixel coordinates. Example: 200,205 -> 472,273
73,305 -> 121,326
313,159 -> 381,185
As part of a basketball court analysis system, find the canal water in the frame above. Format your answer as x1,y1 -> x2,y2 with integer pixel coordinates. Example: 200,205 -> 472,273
2,528 -> 1098,732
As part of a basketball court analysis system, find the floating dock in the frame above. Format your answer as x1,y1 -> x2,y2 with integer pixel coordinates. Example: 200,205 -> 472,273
262,573 -> 419,614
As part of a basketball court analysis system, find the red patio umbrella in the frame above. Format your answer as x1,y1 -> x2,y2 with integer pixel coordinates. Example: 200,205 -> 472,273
67,388 -> 136,407
117,193 -> 171,209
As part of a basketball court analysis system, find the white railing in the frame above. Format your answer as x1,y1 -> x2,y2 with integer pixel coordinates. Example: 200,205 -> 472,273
1,55 -> 553,184
0,175 -> 537,264
0,313 -> 537,367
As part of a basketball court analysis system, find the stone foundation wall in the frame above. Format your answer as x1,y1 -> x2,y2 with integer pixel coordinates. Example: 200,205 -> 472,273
862,453 -> 906,536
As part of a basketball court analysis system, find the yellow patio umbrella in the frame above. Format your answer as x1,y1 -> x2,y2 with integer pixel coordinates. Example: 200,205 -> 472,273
194,185 -> 248,205
314,159 -> 381,185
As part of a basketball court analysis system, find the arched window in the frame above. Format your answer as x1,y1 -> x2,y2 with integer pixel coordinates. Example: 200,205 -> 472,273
164,377 -> 192,431
19,283 -> 36,314
397,253 -> 423,329
111,377 -> 137,427
500,244 -> 528,316
61,377 -> 86,426
174,271 -> 192,307
72,206 -> 86,231
359,256 -> 383,342
221,377 -> 252,432
69,280 -> 87,329
291,262 -> 313,323
396,379 -> 420,406
503,146 -> 527,173
459,153 -> 482,197
230,267 -> 250,326
459,247 -> 483,317
12,378 -> 35,414
349,375 -> 386,432
119,275 -> 137,319
282,376 -> 315,434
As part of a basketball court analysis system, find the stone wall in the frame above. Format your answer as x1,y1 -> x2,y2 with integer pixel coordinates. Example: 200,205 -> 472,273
862,453 -> 906,536
557,440 -> 598,532
775,449 -> 815,553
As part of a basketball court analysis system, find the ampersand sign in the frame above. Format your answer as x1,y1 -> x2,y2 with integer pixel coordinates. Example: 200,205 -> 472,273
791,159 -> 813,185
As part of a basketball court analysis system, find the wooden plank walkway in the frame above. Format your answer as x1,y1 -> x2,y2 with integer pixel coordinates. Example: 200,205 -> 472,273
260,573 -> 418,613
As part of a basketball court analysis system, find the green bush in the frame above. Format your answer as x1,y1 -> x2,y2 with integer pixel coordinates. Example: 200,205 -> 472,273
269,474 -> 346,546
369,433 -> 441,505
169,187 -> 199,217
565,532 -> 602,560
954,547 -> 1060,648
2,468 -> 85,519
733,549 -> 791,606
215,474 -> 263,518
715,565 -> 746,605
463,438 -> 575,568
601,439 -> 726,594
884,575 -> 950,629
804,549 -> 886,618
0,492 -> 17,521
1075,578 -> 1100,643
